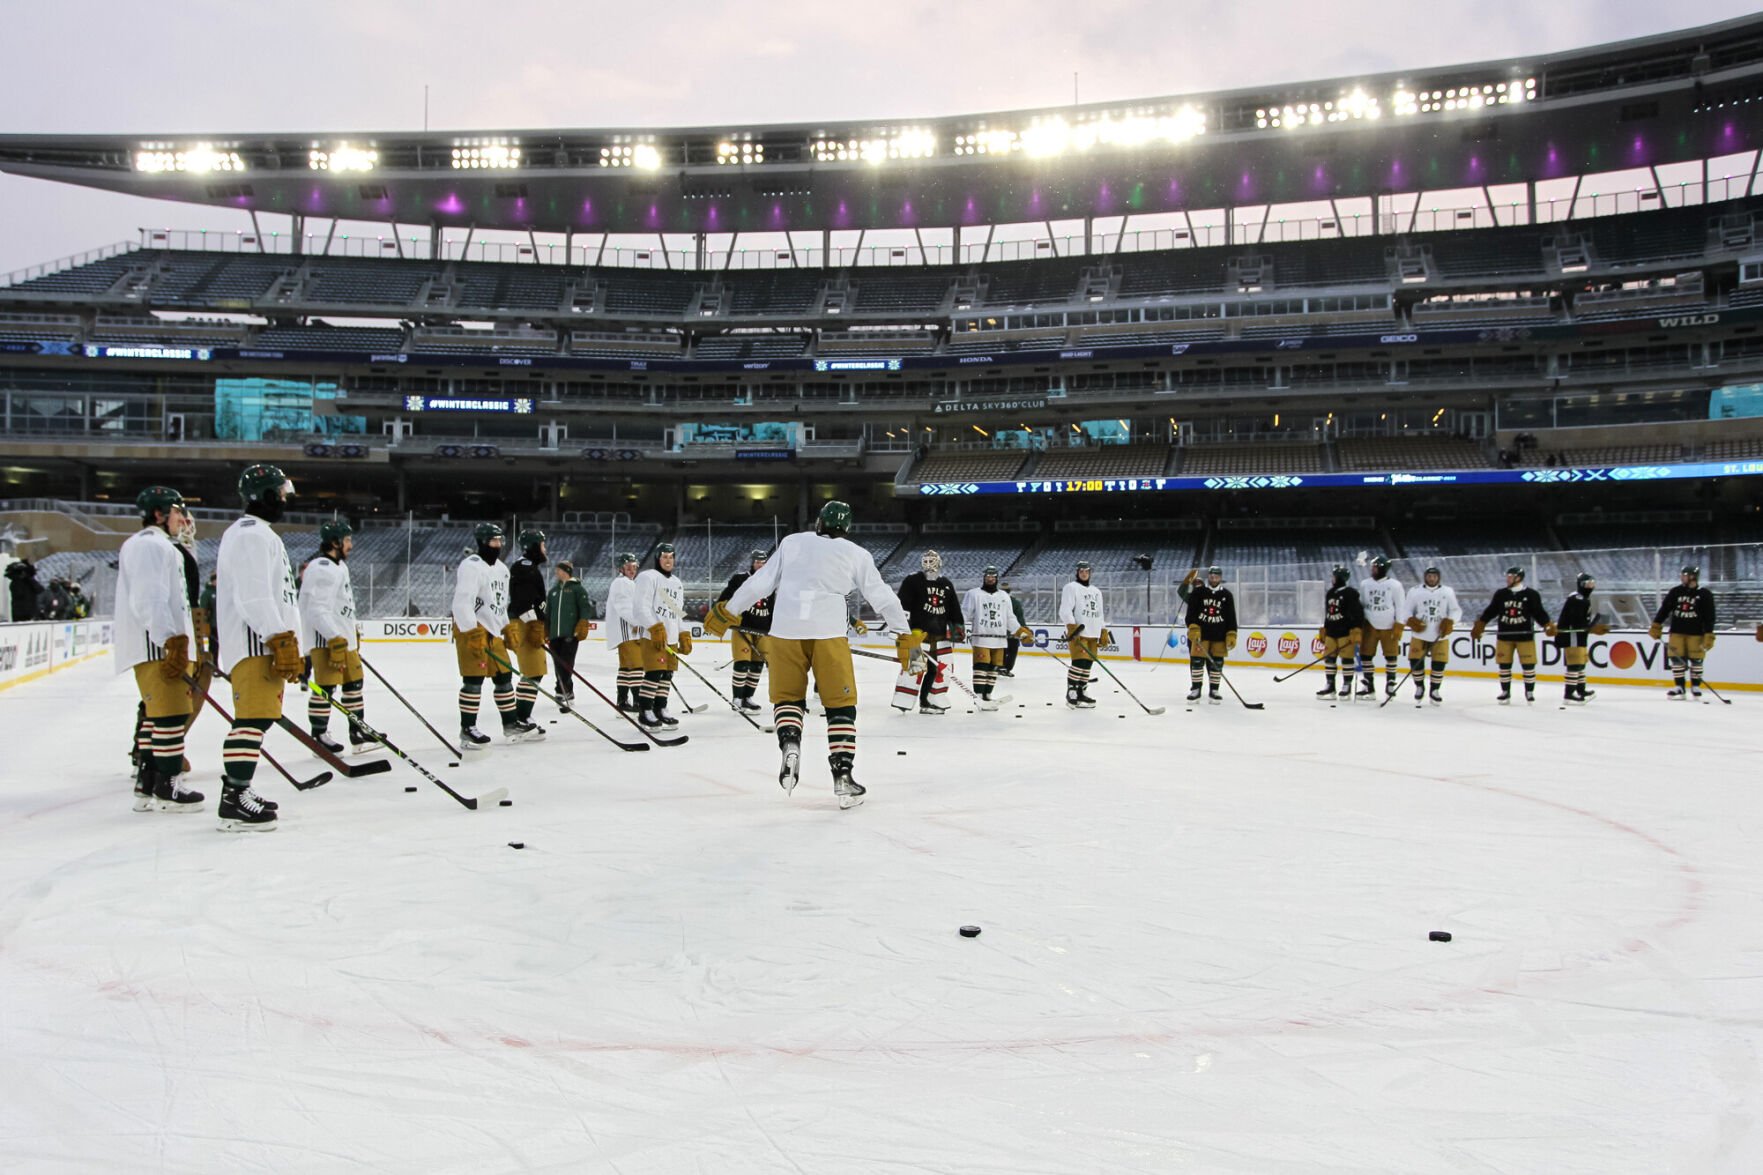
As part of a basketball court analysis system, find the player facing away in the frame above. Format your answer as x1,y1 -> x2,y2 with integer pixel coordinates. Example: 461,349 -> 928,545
1316,565 -> 1365,700
1185,565 -> 1238,704
115,485 -> 203,813
506,528 -> 551,726
895,549 -> 964,714
1404,565 -> 1462,705
604,552 -> 644,711
1471,565 -> 1553,704
1554,572 -> 1608,705
299,519 -> 369,754
215,464 -> 305,830
1358,555 -> 1407,697
452,523 -> 544,749
719,549 -> 773,714
1059,560 -> 1108,709
1651,565 -> 1717,699
633,542 -> 690,728
708,500 -> 919,809
962,565 -> 1028,710
544,560 -> 592,713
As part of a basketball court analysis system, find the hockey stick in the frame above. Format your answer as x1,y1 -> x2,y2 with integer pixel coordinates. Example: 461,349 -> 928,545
672,650 -> 770,733
568,666 -> 689,746
662,666 -> 710,714
180,672 -> 331,790
483,648 -> 649,751
1273,653 -> 1327,683
1377,668 -> 1415,708
209,666 -> 390,778
359,653 -> 461,757
1217,668 -> 1266,711
1089,655 -> 1167,716
306,681 -> 503,809
737,625 -> 912,669
1700,680 -> 1734,705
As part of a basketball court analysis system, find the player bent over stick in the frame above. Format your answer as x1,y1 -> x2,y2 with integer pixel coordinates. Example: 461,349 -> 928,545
706,501 -> 918,809
962,565 -> 1030,710
115,485 -> 204,813
1403,565 -> 1461,705
1059,560 -> 1109,709
300,520 -> 371,754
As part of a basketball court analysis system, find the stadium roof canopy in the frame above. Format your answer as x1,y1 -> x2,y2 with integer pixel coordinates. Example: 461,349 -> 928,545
4,15 -> 1763,240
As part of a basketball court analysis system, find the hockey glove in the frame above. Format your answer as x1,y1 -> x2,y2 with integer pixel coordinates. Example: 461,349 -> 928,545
1701,633 -> 1717,654
951,624 -> 967,643
1406,616 -> 1425,632
647,623 -> 668,646
1648,622 -> 1663,641
896,629 -> 926,672
573,620 -> 589,640
1182,568 -> 1198,587
266,631 -> 304,682
676,631 -> 693,656
1100,628 -> 1114,646
1590,623 -> 1610,636
325,635 -> 350,670
1015,626 -> 1034,641
1544,623 -> 1558,638
1348,627 -> 1363,646
1439,618 -> 1455,636
1064,623 -> 1081,641
1470,621 -> 1485,642
1187,624 -> 1202,647
462,626 -> 488,661
159,634 -> 190,681
502,622 -> 523,651
1225,631 -> 1238,652
704,601 -> 739,638
525,619 -> 547,649
850,617 -> 869,635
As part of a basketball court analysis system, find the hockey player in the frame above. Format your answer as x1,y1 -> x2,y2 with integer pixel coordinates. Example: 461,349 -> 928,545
962,566 -> 1029,710
299,519 -> 370,754
706,500 -> 918,809
604,552 -> 644,711
1403,565 -> 1462,705
895,550 -> 964,713
719,549 -> 773,714
633,542 -> 689,728
1315,565 -> 1365,700
452,522 -> 544,749
1358,555 -> 1407,698
506,528 -> 550,724
215,464 -> 305,830
1184,565 -> 1237,704
544,560 -> 592,712
1650,565 -> 1717,699
1058,560 -> 1109,709
1555,572 -> 1609,705
1471,566 -> 1553,704
115,485 -> 203,814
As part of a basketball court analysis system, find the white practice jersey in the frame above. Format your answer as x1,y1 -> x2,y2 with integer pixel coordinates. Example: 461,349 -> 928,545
114,525 -> 194,674
961,586 -> 1014,649
1059,580 -> 1105,638
451,554 -> 510,635
633,568 -> 686,643
1359,575 -> 1407,630
1404,584 -> 1463,643
299,556 -> 358,653
727,530 -> 906,641
216,515 -> 299,674
604,575 -> 642,649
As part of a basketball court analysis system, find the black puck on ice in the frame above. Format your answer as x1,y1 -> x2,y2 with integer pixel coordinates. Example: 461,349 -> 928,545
448,761 -> 459,767
498,799 -> 512,806
1429,930 -> 1452,942
508,841 -> 525,850
404,786 -> 417,793
958,925 -> 981,938
897,750 -> 907,756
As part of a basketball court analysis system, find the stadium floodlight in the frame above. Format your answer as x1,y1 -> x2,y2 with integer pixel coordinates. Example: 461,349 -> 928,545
308,142 -> 378,172
716,139 -> 765,165
451,137 -> 522,170
1392,77 -> 1535,116
600,139 -> 661,169
134,142 -> 246,174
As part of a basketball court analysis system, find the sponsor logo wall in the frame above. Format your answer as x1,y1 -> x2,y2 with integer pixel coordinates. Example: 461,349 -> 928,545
0,619 -> 114,688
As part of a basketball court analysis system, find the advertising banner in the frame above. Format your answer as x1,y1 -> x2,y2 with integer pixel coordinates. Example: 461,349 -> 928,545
0,619 -> 114,690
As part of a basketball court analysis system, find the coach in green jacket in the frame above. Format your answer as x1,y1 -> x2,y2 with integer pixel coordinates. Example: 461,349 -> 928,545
545,560 -> 593,712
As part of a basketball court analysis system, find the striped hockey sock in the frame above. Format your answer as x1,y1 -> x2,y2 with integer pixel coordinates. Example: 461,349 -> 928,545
148,719 -> 186,777
222,720 -> 271,785
773,700 -> 806,746
826,705 -> 856,759
308,689 -> 330,735
458,676 -> 484,728
515,677 -> 539,722
492,673 -> 516,726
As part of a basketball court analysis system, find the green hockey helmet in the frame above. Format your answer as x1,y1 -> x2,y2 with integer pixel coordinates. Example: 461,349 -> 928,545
1505,565 -> 1525,582
750,548 -> 769,564
135,485 -> 185,523
319,519 -> 354,546
1423,565 -> 1441,585
1370,554 -> 1392,577
238,463 -> 292,504
1206,565 -> 1224,581
615,551 -> 638,569
473,522 -> 505,546
1331,564 -> 1350,587
983,565 -> 1000,580
815,499 -> 853,536
1680,564 -> 1700,582
517,527 -> 547,551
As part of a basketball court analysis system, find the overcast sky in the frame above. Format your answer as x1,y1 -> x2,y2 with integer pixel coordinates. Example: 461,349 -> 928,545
1,1 -> 1757,273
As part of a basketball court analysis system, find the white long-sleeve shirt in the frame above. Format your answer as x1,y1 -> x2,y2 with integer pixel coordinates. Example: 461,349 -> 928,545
1359,575 -> 1407,630
114,525 -> 194,674
726,530 -> 906,640
1403,583 -> 1462,643
633,567 -> 685,644
299,555 -> 357,652
216,515 -> 300,673
451,554 -> 509,635
604,575 -> 641,649
1059,580 -> 1105,638
961,586 -> 1014,649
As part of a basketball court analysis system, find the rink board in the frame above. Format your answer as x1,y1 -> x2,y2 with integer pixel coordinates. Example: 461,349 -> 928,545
0,618 -> 113,690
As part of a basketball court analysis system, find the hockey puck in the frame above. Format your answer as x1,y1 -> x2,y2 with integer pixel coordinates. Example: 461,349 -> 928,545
448,761 -> 459,768
958,925 -> 981,938
508,842 -> 525,850
897,750 -> 907,756
404,786 -> 417,793
1428,930 -> 1452,943
498,799 -> 512,807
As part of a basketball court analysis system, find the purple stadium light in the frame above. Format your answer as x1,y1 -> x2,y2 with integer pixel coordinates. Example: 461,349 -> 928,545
438,193 -> 464,216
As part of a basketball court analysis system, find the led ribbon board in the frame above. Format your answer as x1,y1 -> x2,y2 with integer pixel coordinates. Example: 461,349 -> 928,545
402,395 -> 532,413
910,460 -> 1763,496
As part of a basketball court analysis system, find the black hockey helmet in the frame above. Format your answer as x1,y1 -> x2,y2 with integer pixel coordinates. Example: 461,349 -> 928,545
135,485 -> 184,524
816,500 -> 853,537
1370,554 -> 1392,578
1576,572 -> 1596,594
1680,564 -> 1700,583
1331,564 -> 1350,587
749,548 -> 769,567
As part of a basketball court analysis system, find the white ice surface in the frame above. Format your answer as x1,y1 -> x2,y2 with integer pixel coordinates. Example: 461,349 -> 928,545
2,649 -> 1760,1174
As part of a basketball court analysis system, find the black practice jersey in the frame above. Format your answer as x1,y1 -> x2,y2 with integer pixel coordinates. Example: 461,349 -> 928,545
1654,584 -> 1715,635
1185,583 -> 1237,640
718,571 -> 774,633
898,571 -> 963,637
1322,584 -> 1365,637
508,556 -> 547,621
1478,586 -> 1550,639
1555,591 -> 1598,649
